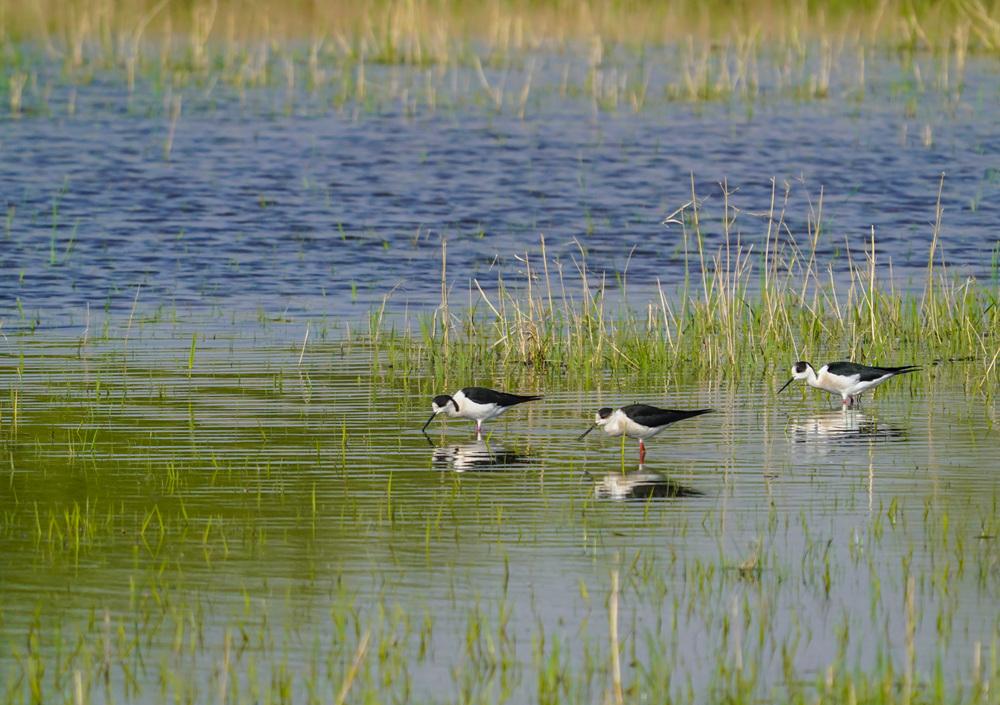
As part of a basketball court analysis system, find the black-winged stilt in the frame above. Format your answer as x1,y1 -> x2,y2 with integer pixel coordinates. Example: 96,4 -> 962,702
578,404 -> 714,462
777,360 -> 920,407
421,387 -> 542,436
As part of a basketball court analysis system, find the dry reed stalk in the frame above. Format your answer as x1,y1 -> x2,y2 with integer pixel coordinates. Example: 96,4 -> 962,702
609,569 -> 623,705
335,630 -> 371,705
219,629 -> 231,704
921,173 -> 947,339
8,72 -> 27,116
903,573 -> 916,705
164,93 -> 182,160
440,238 -> 448,350
73,670 -> 84,705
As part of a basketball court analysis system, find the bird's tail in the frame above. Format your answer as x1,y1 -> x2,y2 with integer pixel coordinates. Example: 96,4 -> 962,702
677,408 -> 714,420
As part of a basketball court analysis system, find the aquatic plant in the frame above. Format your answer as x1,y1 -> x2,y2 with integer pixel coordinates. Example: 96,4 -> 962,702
4,1 -> 999,51
376,177 -> 999,397
1,281 -> 997,704
0,0 -> 990,118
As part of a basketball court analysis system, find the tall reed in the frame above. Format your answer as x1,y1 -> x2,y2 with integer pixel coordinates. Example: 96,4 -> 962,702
375,179 -> 999,394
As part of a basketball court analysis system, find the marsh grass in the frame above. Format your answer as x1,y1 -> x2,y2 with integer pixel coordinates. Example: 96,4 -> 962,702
5,1 -> 1000,52
375,178 -> 999,397
1,325 -> 998,704
0,1 -> 991,118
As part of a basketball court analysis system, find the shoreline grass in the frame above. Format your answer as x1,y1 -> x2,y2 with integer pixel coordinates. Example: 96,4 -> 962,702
4,1 -> 1000,51
374,178 -> 999,396
1,180 -> 994,395
0,1 -> 994,118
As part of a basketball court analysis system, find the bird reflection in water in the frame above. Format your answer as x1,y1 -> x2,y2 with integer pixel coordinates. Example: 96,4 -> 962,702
430,437 -> 526,472
788,410 -> 905,448
592,466 -> 702,500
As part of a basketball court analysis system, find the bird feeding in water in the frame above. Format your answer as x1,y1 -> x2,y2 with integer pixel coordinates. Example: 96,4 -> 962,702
578,404 -> 714,462
422,387 -> 542,436
777,360 -> 920,408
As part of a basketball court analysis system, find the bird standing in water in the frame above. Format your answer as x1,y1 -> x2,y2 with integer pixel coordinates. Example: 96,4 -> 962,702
578,404 -> 714,462
422,387 -> 542,436
777,360 -> 919,407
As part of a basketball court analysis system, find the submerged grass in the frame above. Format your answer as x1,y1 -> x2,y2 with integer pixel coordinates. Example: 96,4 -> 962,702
0,301 -> 997,704
1,346 -> 998,704
376,178 -> 999,396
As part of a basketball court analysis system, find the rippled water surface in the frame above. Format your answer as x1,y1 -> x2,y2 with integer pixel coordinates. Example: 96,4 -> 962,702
2,51 -> 999,324
1,333 -> 997,702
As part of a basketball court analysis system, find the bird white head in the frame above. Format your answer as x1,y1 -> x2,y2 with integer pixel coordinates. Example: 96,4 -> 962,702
778,361 -> 813,394
431,394 -> 460,416
790,361 -> 813,379
594,407 -> 615,426
578,407 -> 616,440
422,394 -> 460,431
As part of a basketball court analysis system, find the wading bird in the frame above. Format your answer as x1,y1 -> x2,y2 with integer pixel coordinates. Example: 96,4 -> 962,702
422,387 -> 542,436
578,404 -> 714,462
777,360 -> 919,407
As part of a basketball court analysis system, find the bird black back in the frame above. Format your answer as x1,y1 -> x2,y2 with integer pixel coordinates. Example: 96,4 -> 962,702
620,404 -> 714,428
461,387 -> 543,407
826,361 -> 920,382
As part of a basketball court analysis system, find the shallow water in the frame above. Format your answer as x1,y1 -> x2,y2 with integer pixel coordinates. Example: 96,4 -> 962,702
1,332 -> 997,702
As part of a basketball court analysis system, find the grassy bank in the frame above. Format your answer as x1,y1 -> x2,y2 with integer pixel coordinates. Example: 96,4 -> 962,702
0,0 -> 995,117
4,0 -> 1000,51
375,178 -> 999,396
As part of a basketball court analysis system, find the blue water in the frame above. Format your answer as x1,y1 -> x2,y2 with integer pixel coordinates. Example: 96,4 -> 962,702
2,49 -> 999,325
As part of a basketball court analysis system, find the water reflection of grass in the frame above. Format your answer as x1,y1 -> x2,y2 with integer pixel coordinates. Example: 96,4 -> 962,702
1,328 -> 998,703
377,180 -> 999,400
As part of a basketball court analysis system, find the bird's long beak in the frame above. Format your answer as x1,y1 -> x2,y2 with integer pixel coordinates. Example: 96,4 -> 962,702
577,425 -> 596,441
777,377 -> 795,395
421,412 -> 439,432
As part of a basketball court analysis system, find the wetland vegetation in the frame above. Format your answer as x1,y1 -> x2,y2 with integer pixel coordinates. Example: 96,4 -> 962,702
382,182 -> 999,393
2,1 -> 999,704
2,0 -> 1000,118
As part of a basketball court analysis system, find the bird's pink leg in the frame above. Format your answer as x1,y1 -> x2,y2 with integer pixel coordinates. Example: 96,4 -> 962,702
638,439 -> 646,463
475,420 -> 482,438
